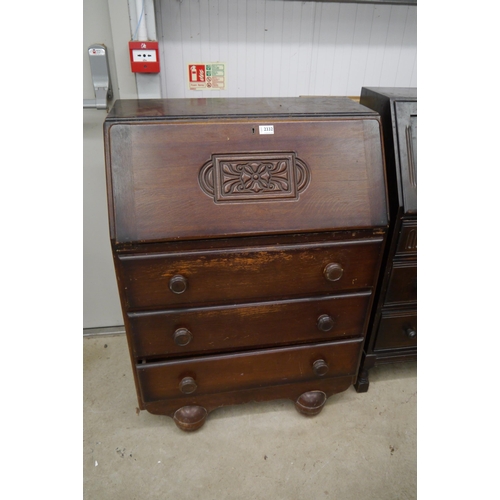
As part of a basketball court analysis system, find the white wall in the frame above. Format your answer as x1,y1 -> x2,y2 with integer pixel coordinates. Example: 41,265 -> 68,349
157,0 -> 416,99
83,0 -> 136,329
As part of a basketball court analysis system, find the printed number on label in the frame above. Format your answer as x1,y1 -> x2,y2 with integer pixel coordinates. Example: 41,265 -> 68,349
259,125 -> 274,135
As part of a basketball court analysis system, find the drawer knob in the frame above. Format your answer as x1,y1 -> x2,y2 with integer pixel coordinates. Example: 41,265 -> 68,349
405,327 -> 417,339
169,275 -> 188,294
317,314 -> 334,332
313,359 -> 329,376
324,263 -> 343,282
179,377 -> 197,394
173,328 -> 193,347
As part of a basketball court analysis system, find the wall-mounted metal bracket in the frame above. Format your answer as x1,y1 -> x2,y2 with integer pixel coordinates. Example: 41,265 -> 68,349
83,44 -> 113,110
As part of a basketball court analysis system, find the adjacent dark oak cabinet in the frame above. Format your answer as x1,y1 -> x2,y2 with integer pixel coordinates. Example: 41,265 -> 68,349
104,97 -> 389,431
354,87 -> 417,392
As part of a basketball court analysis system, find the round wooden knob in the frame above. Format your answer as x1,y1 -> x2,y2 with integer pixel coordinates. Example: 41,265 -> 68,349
324,263 -> 343,282
313,359 -> 329,376
169,275 -> 188,294
405,327 -> 417,339
317,314 -> 334,332
173,328 -> 192,346
179,377 -> 197,394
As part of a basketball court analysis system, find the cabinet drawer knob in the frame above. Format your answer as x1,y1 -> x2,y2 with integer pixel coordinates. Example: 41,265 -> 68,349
317,314 -> 334,332
313,359 -> 329,376
173,328 -> 193,347
169,275 -> 188,294
324,263 -> 343,282
405,327 -> 417,339
179,377 -> 197,394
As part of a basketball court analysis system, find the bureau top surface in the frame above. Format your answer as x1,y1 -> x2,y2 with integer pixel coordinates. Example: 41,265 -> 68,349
106,97 -> 379,122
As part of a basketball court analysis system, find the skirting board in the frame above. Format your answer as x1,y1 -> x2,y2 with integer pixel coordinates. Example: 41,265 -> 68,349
83,325 -> 125,337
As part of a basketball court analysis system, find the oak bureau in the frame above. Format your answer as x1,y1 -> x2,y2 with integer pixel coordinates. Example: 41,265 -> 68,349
354,88 -> 417,392
104,97 -> 389,431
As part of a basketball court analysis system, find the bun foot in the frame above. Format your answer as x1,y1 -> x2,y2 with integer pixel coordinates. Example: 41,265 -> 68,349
295,391 -> 327,416
173,405 -> 208,432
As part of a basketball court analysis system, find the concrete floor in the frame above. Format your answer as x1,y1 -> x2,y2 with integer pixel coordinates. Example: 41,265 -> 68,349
84,334 -> 416,500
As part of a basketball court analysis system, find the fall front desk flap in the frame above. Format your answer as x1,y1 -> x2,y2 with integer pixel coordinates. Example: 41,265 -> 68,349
105,97 -> 388,244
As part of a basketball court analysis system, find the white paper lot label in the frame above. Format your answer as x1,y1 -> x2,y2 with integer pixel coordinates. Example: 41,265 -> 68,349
259,125 -> 274,134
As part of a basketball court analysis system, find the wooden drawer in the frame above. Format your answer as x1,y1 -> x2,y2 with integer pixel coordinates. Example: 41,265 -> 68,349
118,238 -> 383,310
128,291 -> 371,358
395,220 -> 417,257
374,309 -> 417,351
137,338 -> 363,403
384,261 -> 417,305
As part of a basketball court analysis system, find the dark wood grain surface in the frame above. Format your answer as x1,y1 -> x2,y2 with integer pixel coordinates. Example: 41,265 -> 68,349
373,310 -> 417,351
107,118 -> 387,243
105,96 -> 389,427
137,338 -> 363,403
105,97 -> 379,122
128,291 -> 371,358
384,261 -> 417,305
355,87 -> 417,393
117,238 -> 384,309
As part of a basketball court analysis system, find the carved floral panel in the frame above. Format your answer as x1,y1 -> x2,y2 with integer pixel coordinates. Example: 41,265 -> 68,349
199,153 -> 310,203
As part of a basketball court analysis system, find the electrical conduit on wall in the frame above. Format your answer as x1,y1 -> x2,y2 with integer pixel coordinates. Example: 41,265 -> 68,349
129,0 -> 162,98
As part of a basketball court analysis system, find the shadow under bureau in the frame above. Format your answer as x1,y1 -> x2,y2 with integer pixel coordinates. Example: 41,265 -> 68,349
104,97 -> 389,431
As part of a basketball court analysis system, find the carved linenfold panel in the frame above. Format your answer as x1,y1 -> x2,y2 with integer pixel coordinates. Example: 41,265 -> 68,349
199,153 -> 310,203
405,122 -> 417,188
405,228 -> 417,250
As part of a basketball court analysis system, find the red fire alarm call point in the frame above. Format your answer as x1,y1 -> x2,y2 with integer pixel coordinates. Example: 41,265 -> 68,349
128,41 -> 160,73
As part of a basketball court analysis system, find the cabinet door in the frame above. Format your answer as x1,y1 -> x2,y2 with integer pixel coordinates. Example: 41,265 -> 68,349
395,101 -> 417,214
